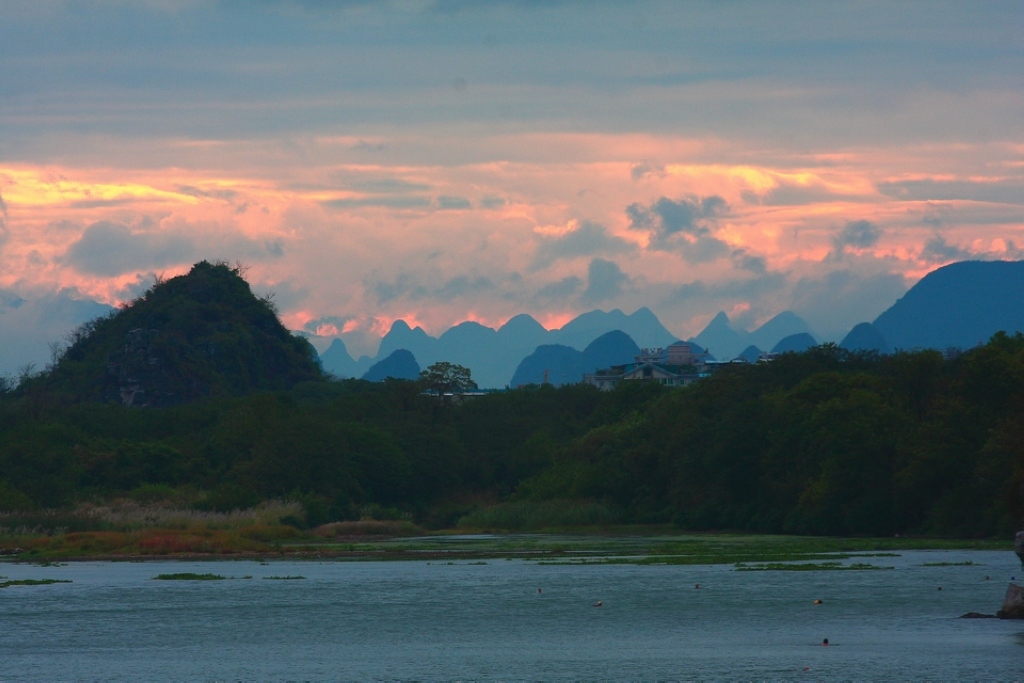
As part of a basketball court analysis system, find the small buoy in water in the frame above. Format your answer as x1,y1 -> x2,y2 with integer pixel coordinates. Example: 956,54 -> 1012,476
822,638 -> 829,646
537,588 -> 542,594
985,576 -> 990,581
814,599 -> 822,605
937,586 -> 942,591
593,600 -> 603,607
694,583 -> 700,589
803,666 -> 811,672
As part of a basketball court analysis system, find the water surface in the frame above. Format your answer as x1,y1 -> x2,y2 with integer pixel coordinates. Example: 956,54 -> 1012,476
1,550 -> 1021,680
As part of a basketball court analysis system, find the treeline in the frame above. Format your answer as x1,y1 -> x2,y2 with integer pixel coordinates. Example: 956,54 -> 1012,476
2,334 -> 1023,537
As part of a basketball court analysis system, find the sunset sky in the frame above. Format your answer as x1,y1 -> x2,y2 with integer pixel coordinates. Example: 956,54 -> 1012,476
1,1 -> 1022,371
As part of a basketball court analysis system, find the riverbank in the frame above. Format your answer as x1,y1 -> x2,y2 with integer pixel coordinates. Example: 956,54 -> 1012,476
1,525 -> 1012,564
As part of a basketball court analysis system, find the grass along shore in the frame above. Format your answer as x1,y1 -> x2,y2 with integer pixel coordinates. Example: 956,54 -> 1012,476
0,503 -> 1012,564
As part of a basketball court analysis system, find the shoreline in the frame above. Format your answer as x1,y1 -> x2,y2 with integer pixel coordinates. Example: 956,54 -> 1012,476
1,530 -> 1012,564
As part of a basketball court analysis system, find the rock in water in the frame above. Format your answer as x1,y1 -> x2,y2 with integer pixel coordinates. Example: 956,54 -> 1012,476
997,583 -> 1024,619
1015,531 -> 1024,568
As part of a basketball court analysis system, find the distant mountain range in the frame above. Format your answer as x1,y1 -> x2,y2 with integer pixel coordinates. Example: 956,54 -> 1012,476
313,259 -> 1024,388
509,330 -> 641,387
688,310 -> 816,361
320,307 -> 677,388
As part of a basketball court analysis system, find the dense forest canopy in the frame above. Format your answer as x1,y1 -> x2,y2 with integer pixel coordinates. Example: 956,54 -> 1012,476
2,330 -> 1023,537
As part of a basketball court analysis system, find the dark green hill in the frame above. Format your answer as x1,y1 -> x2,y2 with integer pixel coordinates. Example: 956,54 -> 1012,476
39,261 -> 323,406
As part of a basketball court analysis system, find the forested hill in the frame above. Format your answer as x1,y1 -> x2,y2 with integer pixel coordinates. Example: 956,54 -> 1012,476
2,333 -> 1023,538
24,261 -> 322,406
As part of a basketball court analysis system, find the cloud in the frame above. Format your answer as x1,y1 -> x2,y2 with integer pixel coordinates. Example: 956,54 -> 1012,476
63,220 -> 284,277
322,196 -> 432,209
731,249 -> 767,275
0,189 -> 7,249
344,177 -> 432,193
436,195 -> 472,209
582,258 -> 630,304
630,163 -> 665,180
878,179 -> 1024,205
626,195 -> 730,261
758,181 -> 854,207
479,195 -> 506,208
436,274 -> 495,300
789,269 -> 908,340
667,272 -> 787,304
0,290 -> 25,310
534,276 -> 583,301
65,221 -> 196,277
0,288 -> 114,376
920,235 -> 974,264
302,315 -> 355,336
175,185 -> 239,201
350,140 -> 387,152
367,271 -> 495,304
919,234 -> 1024,265
531,220 -> 634,270
833,219 -> 881,250
827,219 -> 882,261
369,272 -> 428,304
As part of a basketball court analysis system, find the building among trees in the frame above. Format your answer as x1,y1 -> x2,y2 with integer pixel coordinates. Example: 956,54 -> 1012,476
583,341 -> 710,390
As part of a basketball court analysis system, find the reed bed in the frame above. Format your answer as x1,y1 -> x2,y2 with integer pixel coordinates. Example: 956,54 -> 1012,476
0,499 -> 304,535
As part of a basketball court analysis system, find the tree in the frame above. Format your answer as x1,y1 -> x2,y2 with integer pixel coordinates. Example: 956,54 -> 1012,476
419,362 -> 477,395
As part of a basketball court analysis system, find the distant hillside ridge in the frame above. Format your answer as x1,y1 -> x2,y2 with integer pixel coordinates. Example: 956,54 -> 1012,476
872,260 -> 1024,350
362,349 -> 420,382
510,330 -> 642,387
326,307 -> 675,388
37,261 -> 323,406
690,311 -> 813,361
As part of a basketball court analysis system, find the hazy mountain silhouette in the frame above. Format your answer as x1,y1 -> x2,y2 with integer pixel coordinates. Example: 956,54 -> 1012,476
355,308 -> 674,388
318,338 -> 375,378
840,322 -> 889,353
376,320 -> 437,361
510,330 -> 641,387
362,349 -> 420,382
508,344 -> 582,387
691,311 -> 812,360
736,345 -> 763,363
550,307 -> 674,350
748,312 -> 812,353
771,332 -> 818,353
872,260 -> 1024,350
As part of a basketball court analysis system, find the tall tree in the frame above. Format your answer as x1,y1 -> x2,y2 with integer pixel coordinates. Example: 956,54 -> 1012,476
419,362 -> 477,395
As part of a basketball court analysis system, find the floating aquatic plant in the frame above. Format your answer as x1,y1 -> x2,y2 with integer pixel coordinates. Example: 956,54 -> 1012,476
1,578 -> 72,588
153,572 -> 226,581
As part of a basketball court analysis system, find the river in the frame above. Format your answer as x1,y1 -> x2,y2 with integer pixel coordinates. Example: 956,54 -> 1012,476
1,549 -> 1021,680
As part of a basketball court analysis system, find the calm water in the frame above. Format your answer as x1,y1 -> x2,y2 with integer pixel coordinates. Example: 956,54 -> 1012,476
1,549 -> 1021,681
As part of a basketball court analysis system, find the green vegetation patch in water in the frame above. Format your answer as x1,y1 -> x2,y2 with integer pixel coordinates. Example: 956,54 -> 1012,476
735,561 -> 893,571
1,578 -> 72,588
153,572 -> 227,581
263,575 -> 306,580
922,561 -> 976,567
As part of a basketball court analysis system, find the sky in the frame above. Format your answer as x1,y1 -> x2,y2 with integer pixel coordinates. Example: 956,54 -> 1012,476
1,1 -> 1022,372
